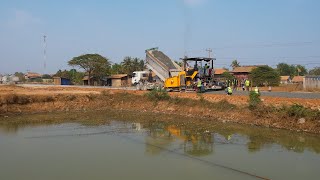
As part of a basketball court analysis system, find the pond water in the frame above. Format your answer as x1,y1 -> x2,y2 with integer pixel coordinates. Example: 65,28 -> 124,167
0,111 -> 320,180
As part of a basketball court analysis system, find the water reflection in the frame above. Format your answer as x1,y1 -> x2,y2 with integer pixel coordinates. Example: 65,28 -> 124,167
1,111 -> 320,155
142,121 -> 320,156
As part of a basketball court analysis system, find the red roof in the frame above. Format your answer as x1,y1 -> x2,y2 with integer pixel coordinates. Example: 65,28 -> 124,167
214,69 -> 227,75
280,76 -> 290,81
232,66 -> 257,73
108,74 -> 128,79
25,72 -> 42,78
292,76 -> 304,82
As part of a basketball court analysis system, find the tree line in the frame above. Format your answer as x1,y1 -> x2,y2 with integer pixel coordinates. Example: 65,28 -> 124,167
55,54 -> 145,85
224,60 -> 320,86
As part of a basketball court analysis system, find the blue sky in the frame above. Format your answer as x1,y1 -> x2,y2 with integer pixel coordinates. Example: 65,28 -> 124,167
0,0 -> 319,74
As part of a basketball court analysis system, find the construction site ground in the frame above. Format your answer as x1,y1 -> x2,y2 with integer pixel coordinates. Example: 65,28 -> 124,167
1,84 -> 319,107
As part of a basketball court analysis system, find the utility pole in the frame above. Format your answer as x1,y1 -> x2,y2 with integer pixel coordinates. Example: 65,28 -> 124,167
206,48 -> 214,68
43,35 -> 47,73
206,48 -> 212,58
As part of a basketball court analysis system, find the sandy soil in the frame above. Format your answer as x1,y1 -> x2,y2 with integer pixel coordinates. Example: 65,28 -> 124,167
0,85 -> 319,134
1,85 -> 319,108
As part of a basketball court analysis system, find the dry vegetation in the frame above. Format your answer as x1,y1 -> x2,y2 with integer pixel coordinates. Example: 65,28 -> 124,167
0,85 -> 320,133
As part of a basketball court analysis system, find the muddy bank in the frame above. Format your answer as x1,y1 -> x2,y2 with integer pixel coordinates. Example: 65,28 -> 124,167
0,88 -> 320,134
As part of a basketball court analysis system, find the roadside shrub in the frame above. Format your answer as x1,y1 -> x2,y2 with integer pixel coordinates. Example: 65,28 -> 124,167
34,95 -> 55,103
277,104 -> 320,120
3,94 -> 19,104
65,95 -> 77,101
212,99 -> 236,111
16,95 -> 32,104
169,97 -> 198,106
169,96 -> 182,104
101,90 -> 110,96
2,94 -> 31,105
145,89 -> 170,101
248,91 -> 261,110
287,104 -> 307,118
85,94 -> 97,101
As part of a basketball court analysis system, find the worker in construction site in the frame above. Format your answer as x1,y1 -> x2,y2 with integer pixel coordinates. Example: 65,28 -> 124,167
197,78 -> 202,93
233,78 -> 238,91
204,63 -> 210,76
254,86 -> 260,95
245,79 -> 250,91
227,86 -> 233,95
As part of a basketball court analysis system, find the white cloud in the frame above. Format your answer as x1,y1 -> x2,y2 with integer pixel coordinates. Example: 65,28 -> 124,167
7,9 -> 41,28
183,0 -> 207,6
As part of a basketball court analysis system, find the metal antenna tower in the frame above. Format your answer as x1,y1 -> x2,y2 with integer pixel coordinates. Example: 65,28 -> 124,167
206,48 -> 212,58
43,35 -> 47,72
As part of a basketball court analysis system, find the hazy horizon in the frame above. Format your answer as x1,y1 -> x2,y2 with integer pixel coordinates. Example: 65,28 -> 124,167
0,0 -> 319,74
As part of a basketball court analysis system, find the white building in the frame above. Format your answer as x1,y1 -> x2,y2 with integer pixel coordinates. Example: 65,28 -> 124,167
0,75 -> 20,84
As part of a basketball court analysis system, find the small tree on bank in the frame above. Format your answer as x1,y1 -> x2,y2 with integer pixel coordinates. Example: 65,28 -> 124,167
68,54 -> 111,85
251,66 -> 280,86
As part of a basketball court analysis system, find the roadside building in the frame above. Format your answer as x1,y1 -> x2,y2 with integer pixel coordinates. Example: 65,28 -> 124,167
231,66 -> 257,80
25,72 -> 42,80
108,74 -> 131,87
53,77 -> 71,85
0,75 -> 19,84
213,68 -> 228,82
280,76 -> 291,84
292,76 -> 304,84
82,76 -> 108,86
303,76 -> 320,90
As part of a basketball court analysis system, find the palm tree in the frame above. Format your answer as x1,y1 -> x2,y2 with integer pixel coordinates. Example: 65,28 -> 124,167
230,60 -> 240,69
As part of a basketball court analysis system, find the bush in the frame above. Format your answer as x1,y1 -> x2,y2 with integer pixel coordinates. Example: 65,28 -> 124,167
65,95 -> 76,101
249,91 -> 261,110
277,104 -> 320,120
145,89 -> 170,101
85,94 -> 97,101
213,99 -> 236,111
101,90 -> 110,96
287,104 -> 306,118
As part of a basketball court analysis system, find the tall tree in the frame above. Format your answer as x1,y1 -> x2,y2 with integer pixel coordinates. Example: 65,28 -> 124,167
309,67 -> 320,75
276,63 -> 294,76
295,65 -> 307,76
276,63 -> 307,77
14,72 -> 26,82
111,63 -> 124,74
68,54 -> 111,85
121,57 -> 145,75
251,66 -> 280,86
54,69 -> 85,85
230,60 -> 240,69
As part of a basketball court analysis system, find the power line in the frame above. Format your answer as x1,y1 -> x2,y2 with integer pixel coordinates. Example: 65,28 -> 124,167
212,41 -> 320,50
216,56 -> 320,60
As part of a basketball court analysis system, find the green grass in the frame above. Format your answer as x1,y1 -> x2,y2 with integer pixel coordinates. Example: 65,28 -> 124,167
248,91 -> 261,110
145,89 -> 170,102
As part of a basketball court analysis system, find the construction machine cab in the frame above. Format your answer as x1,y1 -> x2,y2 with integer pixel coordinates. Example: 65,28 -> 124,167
182,57 -> 215,77
181,57 -> 216,89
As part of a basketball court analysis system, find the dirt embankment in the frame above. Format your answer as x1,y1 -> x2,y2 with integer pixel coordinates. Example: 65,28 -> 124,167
0,85 -> 320,134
